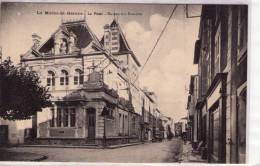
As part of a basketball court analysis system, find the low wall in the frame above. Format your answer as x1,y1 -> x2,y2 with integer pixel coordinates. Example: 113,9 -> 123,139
35,138 -> 86,146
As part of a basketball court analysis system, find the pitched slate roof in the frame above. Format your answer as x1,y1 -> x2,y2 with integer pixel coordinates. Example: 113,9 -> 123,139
37,20 -> 103,55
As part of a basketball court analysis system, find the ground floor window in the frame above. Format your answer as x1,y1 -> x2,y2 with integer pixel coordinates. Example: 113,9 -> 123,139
132,116 -> 136,134
63,108 -> 69,127
52,107 -> 76,127
57,108 -> 62,127
50,108 -> 55,127
119,113 -> 122,135
70,108 -> 76,127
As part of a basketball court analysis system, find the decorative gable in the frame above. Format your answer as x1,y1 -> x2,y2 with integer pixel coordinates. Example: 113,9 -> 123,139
22,19 -> 104,60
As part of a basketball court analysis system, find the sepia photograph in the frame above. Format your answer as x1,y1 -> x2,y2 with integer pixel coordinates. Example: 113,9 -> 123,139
0,2 -> 248,164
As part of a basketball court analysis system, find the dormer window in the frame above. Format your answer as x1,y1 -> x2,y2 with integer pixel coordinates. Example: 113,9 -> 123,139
60,70 -> 69,85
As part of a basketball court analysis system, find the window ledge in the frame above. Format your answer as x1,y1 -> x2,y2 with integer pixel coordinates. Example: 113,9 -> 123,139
49,127 -> 77,129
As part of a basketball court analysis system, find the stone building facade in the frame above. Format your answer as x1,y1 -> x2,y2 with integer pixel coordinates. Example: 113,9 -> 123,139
20,19 -> 162,146
186,75 -> 200,143
18,17 -> 166,146
187,5 -> 247,163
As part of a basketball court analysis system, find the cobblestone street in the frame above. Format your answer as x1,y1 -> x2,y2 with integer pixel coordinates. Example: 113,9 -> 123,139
5,139 -> 183,162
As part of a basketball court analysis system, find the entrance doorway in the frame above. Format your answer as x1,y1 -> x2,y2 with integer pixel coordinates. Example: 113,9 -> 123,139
86,108 -> 96,140
209,102 -> 223,163
237,88 -> 246,163
0,125 -> 8,146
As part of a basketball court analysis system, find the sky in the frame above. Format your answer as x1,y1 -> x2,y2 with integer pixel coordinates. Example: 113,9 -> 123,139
0,3 -> 201,123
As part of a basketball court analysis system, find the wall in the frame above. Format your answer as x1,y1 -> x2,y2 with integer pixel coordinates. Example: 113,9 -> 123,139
0,119 -> 31,145
37,106 -> 85,138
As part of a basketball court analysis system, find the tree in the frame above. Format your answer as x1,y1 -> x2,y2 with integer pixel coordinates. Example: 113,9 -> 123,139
0,59 -> 52,120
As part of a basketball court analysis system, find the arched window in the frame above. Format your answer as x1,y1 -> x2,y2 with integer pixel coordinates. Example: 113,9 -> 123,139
47,71 -> 55,86
60,70 -> 69,85
74,69 -> 84,85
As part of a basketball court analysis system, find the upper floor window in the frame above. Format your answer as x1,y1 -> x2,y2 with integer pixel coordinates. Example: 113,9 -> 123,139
215,6 -> 221,25
207,56 -> 211,89
60,70 -> 69,86
238,6 -> 248,59
47,71 -> 55,86
74,69 -> 84,85
214,24 -> 221,75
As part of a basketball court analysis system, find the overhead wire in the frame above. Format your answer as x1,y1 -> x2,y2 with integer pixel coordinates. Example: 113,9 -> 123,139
133,5 -> 178,84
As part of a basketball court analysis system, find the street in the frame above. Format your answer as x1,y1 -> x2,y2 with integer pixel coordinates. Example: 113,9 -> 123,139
6,139 -> 183,162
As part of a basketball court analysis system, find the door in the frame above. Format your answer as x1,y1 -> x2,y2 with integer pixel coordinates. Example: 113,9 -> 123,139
0,125 -> 8,145
237,89 -> 246,163
148,130 -> 152,141
209,104 -> 220,163
87,108 -> 96,139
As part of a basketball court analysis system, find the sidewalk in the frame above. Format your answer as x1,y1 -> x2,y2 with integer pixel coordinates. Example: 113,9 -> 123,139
0,148 -> 47,161
20,142 -> 144,149
180,141 -> 207,163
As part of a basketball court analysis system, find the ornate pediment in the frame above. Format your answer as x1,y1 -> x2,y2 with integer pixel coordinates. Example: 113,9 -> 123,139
22,20 -> 104,61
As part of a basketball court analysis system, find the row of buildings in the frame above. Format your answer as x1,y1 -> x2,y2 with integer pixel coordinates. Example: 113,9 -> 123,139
186,5 -> 247,163
0,18 -> 174,146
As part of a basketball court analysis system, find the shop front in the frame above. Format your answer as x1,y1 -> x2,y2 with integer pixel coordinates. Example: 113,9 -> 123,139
206,73 -> 227,163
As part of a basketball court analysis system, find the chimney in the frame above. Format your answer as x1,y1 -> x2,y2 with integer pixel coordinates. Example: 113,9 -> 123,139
110,21 -> 120,53
103,20 -> 120,53
104,24 -> 111,51
32,33 -> 41,50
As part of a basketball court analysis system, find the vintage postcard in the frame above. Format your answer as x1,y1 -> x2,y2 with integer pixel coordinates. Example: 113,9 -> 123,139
0,2 -> 248,164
